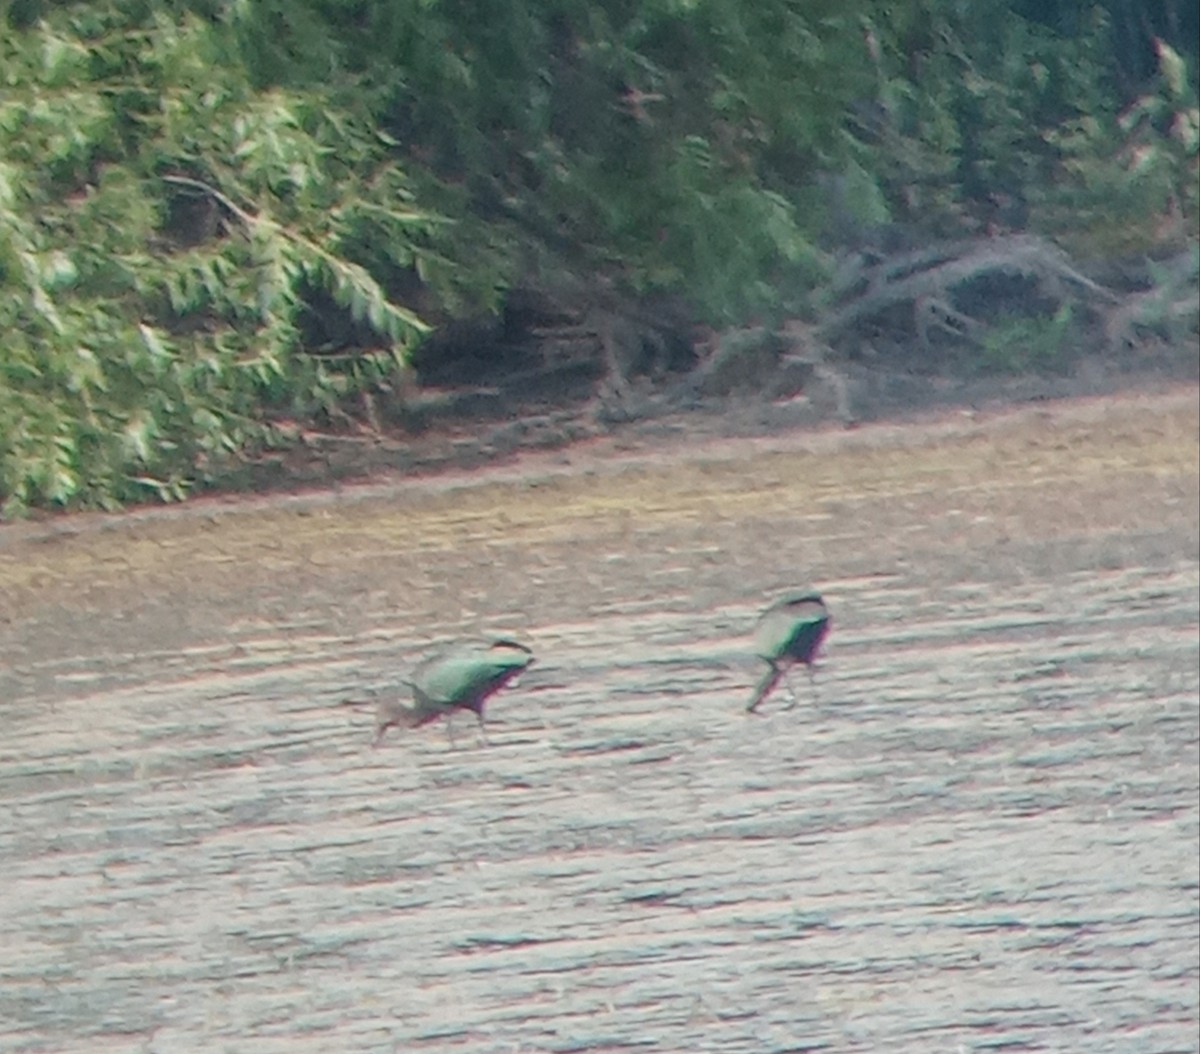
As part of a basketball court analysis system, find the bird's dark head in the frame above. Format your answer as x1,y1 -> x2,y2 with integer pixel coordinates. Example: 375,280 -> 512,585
487,638 -> 535,668
776,589 -> 825,609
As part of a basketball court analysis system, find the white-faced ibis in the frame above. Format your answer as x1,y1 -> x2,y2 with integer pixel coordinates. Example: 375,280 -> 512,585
746,591 -> 830,713
373,638 -> 534,746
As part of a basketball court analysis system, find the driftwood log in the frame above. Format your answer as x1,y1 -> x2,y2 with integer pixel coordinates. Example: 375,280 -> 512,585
817,234 -> 1118,352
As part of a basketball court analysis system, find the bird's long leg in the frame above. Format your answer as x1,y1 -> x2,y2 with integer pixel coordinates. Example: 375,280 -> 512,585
475,711 -> 490,747
780,669 -> 801,710
781,664 -> 820,710
746,662 -> 782,713
444,713 -> 457,748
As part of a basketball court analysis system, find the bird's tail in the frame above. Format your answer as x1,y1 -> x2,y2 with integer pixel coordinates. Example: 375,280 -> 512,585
745,663 -> 782,714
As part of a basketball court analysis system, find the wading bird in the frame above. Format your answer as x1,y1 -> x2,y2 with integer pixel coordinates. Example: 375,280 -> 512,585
372,638 -> 534,746
746,591 -> 830,713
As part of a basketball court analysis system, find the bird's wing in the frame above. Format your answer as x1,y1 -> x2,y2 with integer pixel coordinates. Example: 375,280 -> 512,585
753,598 -> 828,659
414,642 -> 533,706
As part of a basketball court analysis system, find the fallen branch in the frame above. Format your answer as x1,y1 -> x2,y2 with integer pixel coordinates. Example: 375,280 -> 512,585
818,234 -> 1118,352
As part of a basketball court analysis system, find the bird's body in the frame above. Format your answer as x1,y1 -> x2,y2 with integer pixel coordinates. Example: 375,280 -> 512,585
746,591 -> 830,713
373,638 -> 534,745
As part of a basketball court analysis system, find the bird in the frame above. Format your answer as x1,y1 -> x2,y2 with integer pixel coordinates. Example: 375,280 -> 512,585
372,638 -> 535,746
745,591 -> 830,713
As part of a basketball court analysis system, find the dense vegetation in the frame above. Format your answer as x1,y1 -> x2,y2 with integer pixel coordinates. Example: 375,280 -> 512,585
1,0 -> 1196,512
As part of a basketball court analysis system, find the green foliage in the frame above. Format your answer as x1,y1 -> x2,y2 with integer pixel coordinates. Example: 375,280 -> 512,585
0,3 -> 447,513
857,5 -> 1106,232
976,304 -> 1077,375
858,4 -> 1197,249
314,0 -> 875,322
1037,37 -> 1199,255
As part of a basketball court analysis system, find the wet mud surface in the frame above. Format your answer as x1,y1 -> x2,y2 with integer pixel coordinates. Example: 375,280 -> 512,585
1,388 -> 1198,1052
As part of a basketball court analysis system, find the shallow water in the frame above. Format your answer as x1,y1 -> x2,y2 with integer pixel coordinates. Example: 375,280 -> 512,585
2,393 -> 1198,1053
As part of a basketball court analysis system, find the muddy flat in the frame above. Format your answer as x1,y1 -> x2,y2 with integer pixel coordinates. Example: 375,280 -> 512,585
1,387 -> 1197,1053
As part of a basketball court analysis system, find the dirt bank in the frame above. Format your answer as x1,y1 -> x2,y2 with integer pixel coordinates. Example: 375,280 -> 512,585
2,384 -> 1196,698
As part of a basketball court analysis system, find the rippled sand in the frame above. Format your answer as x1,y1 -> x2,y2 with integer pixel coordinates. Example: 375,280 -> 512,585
2,389 -> 1197,1052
